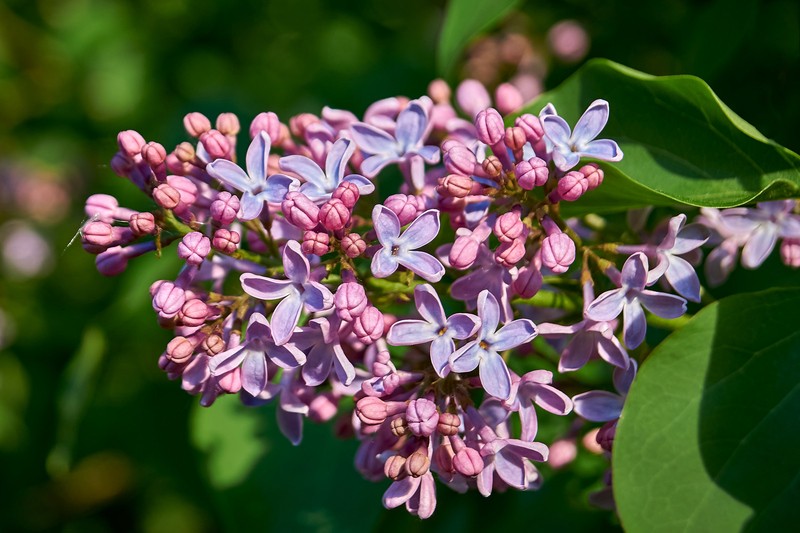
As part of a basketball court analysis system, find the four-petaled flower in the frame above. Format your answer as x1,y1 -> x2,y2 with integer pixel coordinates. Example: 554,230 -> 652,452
646,214 -> 710,302
371,205 -> 445,282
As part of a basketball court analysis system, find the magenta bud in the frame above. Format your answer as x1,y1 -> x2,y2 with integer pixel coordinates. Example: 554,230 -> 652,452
513,265 -> 543,298
212,228 -> 240,254
482,156 -> 503,179
130,212 -> 156,236
579,163 -> 604,190
341,233 -> 367,258
548,439 -> 577,469
437,412 -> 461,436
183,112 -> 212,137
494,238 -> 526,268
85,194 -> 119,223
449,234 -> 480,269
250,111 -> 282,143
180,299 -> 211,327
200,130 -> 231,160
434,443 -> 455,473
307,393 -> 338,423
335,282 -> 368,322
152,184 -> 181,210
82,221 -> 115,248
355,396 -> 388,425
216,113 -> 240,136
218,367 -> 242,393
301,231 -> 330,256
781,238 -> 800,268
96,247 -> 128,276
405,398 -> 440,437
427,78 -> 451,104
444,144 -> 478,176
495,83 -> 524,115
178,232 -> 211,266
437,174 -> 473,198
384,455 -> 407,481
383,194 -> 423,226
456,79 -> 491,118
494,211 -> 524,242
210,191 -> 240,225
142,141 -> 167,167
166,175 -> 198,208
166,336 -> 194,364
515,113 -> 545,143
504,126 -> 528,153
404,450 -> 431,478
474,108 -> 505,146
153,282 -> 186,319
453,447 -> 484,477
541,233 -> 576,274
289,113 -> 318,138
282,191 -> 319,230
117,130 -> 146,157
516,157 -> 549,189
557,171 -> 589,201
174,142 -> 196,163
202,334 -> 225,355
353,307 -> 384,344
319,198 -> 351,231
331,181 -> 360,209
597,420 -> 617,452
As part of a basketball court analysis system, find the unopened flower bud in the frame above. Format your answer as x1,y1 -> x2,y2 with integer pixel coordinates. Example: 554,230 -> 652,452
390,416 -> 408,437
516,157 -> 549,189
781,238 -> 800,268
183,112 -> 212,137
85,194 -> 119,223
434,442 -> 455,472
384,455 -> 407,481
541,233 -> 576,274
579,163 -> 604,190
406,398 -> 439,437
384,194 -> 423,226
334,282 -> 368,321
475,108 -> 505,146
355,396 -> 388,425
437,412 -> 461,436
332,181 -> 360,209
129,212 -> 156,236
513,265 -> 543,298
180,299 -> 211,327
96,247 -> 128,276
212,228 -> 240,254
341,233 -> 367,258
307,393 -> 338,423
449,234 -> 480,269
405,450 -> 431,478
202,334 -> 225,355
166,336 -> 195,364
302,231 -> 330,256
250,111 -> 282,143
174,142 -> 196,163
82,221 -> 115,248
494,211 -> 524,242
482,156 -> 503,179
353,307 -> 384,344
557,171 -> 589,201
495,83 -> 524,115
597,420 -> 617,452
215,113 -> 240,136
427,78 -> 451,104
178,232 -> 211,266
289,113 -> 318,138
515,114 -> 545,143
494,238 -> 526,268
319,198 -> 350,231
152,184 -> 181,210
548,439 -> 577,469
210,191 -> 240,225
152,282 -> 186,319
200,130 -> 230,160
142,142 -> 167,167
282,191 -> 319,230
218,367 -> 242,393
453,447 -> 484,477
166,175 -> 198,208
456,79 -> 491,118
504,126 -> 527,152
117,130 -> 146,157
444,144 -> 477,177
437,174 -> 473,198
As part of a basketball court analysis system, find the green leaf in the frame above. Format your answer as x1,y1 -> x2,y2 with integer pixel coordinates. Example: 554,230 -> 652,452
513,59 -> 800,214
614,288 -> 800,532
437,0 -> 520,77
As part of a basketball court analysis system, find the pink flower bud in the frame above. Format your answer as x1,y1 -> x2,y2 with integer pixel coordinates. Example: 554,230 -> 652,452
504,126 -> 527,152
85,194 -> 119,223
166,336 -> 195,364
516,157 -> 549,189
152,184 -> 181,210
548,20 -> 590,63
301,231 -> 330,256
281,191 -> 319,230
453,447 -> 483,477
384,455 -> 407,481
513,265 -> 543,298
449,234 -> 480,269
474,108 -> 505,146
383,194 -> 423,226
341,233 -> 367,258
781,238 -> 800,268
82,221 -> 115,248
579,163 -> 604,190
96,246 -> 128,276
514,114 -> 544,143
142,142 -> 167,167
353,306 -> 384,344
210,191 -> 240,225
406,398 -> 439,437
212,228 -> 240,254
494,211 -> 524,242
129,212 -> 156,236
117,130 -> 146,157
404,450 -> 431,478
218,367 -> 242,393
250,111 -> 282,143
174,142 -> 196,163
319,198 -> 350,231
152,282 -> 186,318
178,232 -> 211,265
548,439 -> 577,469
390,416 -> 408,437
332,182 -> 360,209
180,299 -> 211,327
289,113 -> 318,138
495,83 -> 524,115
166,175 -> 198,210
437,412 -> 461,436
444,144 -> 478,176
434,443 -> 455,472
202,334 -> 225,355
557,171 -> 589,201
456,79 -> 491,118
355,396 -> 388,425
494,238 -> 526,268
216,113 -> 240,136
437,174 -> 473,198
183,112 -> 212,137
335,282 -> 368,322
482,156 -> 503,179
597,420 -> 617,452
200,130 -> 231,160
427,78 -> 451,104
541,233 -> 576,274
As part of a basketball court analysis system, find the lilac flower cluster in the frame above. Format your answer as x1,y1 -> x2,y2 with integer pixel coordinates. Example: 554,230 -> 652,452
81,76 -> 795,518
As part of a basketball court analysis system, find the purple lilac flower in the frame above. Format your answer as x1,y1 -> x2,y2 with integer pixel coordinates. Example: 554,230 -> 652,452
585,252 -> 686,349
371,206 -> 445,282
645,214 -> 709,301
450,244 -> 516,324
272,138 -> 374,203
540,99 -> 623,171
507,370 -> 574,441
450,290 -> 538,400
240,240 -> 334,345
206,132 -> 296,220
208,312 -> 307,396
721,200 -> 800,269
387,284 -> 480,376
383,465 -> 437,519
293,313 -> 356,387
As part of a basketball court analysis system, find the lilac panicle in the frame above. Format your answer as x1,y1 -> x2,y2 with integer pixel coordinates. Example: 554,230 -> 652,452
371,206 -> 445,282
240,240 -> 333,345
387,284 -> 480,376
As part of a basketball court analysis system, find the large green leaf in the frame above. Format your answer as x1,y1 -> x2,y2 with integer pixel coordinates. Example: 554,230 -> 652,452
513,59 -> 800,214
614,288 -> 800,532
437,0 -> 520,77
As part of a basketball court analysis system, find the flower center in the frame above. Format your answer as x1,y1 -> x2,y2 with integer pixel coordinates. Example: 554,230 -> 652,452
391,245 -> 400,256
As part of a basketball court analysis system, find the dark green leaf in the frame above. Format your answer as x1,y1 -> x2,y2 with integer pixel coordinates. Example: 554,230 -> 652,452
614,288 -> 800,532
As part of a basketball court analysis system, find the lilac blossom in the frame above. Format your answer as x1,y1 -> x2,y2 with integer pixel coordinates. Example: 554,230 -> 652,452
383,465 -> 437,519
371,206 -> 445,282
450,290 -> 538,400
506,370 -> 574,441
387,284 -> 480,376
585,253 -> 686,349
450,244 -> 516,324
541,99 -> 623,171
240,240 -> 333,345
206,132 -> 295,220
208,312 -> 307,397
645,214 -> 709,301
293,314 -> 356,387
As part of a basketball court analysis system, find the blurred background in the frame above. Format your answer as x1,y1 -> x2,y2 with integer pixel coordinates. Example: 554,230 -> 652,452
0,0 -> 797,531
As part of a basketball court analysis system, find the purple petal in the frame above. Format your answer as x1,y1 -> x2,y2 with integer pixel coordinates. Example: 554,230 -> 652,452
206,159 -> 252,192
585,289 -> 626,322
271,294 -> 303,346
449,341 -> 481,373
372,205 -> 400,246
279,155 -> 327,190
573,391 -> 624,422
383,476 -> 421,509
282,240 -> 310,284
240,273 -> 295,300
238,191 -> 265,221
413,145 -> 441,164
332,345 -> 355,385
414,284 -> 446,326
477,290 -> 500,340
558,332 -> 594,372
351,123 -> 397,156
430,336 -> 455,377
399,209 -> 441,249
245,132 -> 271,183
325,138 -> 354,184
480,350 -> 512,400
302,281 -> 334,312
477,461 -> 494,497
360,154 -> 397,178
397,251 -> 445,282
623,300 -> 646,349
504,440 -> 549,462
262,174 -> 300,204
613,358 -> 638,395
491,319 -> 537,351
521,383 -> 573,415
638,290 -> 687,319
387,320 -> 438,345
182,354 -> 209,391
493,447 -> 526,489
541,115 -> 572,147
396,101 -> 427,151
664,255 -> 701,302
208,345 -> 246,375
302,343 -> 333,386
371,247 -> 399,278
552,148 -> 581,172
647,253 -> 670,285
671,223 -> 710,255
705,240 -> 739,287
241,350 -> 268,396
596,335 -> 629,369
572,99 -> 609,145
518,403 -> 538,441
341,174 -> 375,196
268,341 -> 306,369
778,215 -> 800,239
658,214 -> 686,251
446,313 -> 481,339
276,408 -> 303,446
741,223 -> 778,269
415,473 -> 436,519
621,252 -> 648,290
580,139 -> 623,162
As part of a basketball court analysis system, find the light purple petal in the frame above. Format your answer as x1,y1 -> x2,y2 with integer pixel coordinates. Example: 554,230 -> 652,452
240,273 -> 295,300
504,440 -> 549,462
383,476 -> 421,509
573,391 -> 624,422
446,313 -> 481,339
493,448 -> 526,489
387,320 -> 438,345
430,336 -> 454,377
268,341 -> 306,369
397,251 -> 445,282
521,383 -> 573,415
449,341 -> 481,373
208,345 -> 246,375
351,123 -> 397,155
413,145 -> 441,164
518,403 -> 538,441
741,223 -> 778,269
705,240 -> 739,287
341,174 -> 375,196
491,319 -> 537,351
638,290 -> 687,319
414,284 -> 446,326
238,192 -> 264,221
647,253 -> 670,285
361,154 -> 397,178
613,358 -> 638,395
585,289 -> 625,322
279,155 -> 327,190
396,102 -> 427,152
241,350 -> 268,396
399,209 -> 441,249
372,205 -> 400,246
480,350 -> 512,400
596,335 -> 629,369
325,138 -> 354,184
580,139 -> 623,162
672,223 -> 710,255
623,300 -> 646,349
271,294 -> 303,346
541,115 -> 572,146
621,252 -> 648,289
477,290 -> 500,340
332,345 -> 355,385
206,159 -> 252,191
371,247 -> 399,278
572,99 -> 609,146
282,240 -> 310,284
664,255 -> 701,302
659,214 -> 686,251
245,132 -> 271,184
415,473 -> 436,519
778,215 -> 800,239
276,408 -> 303,446
477,461 -> 494,497
302,281 -> 334,312
302,343 -> 333,386
552,148 -> 581,172
262,174 -> 300,203
558,332 -> 594,372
